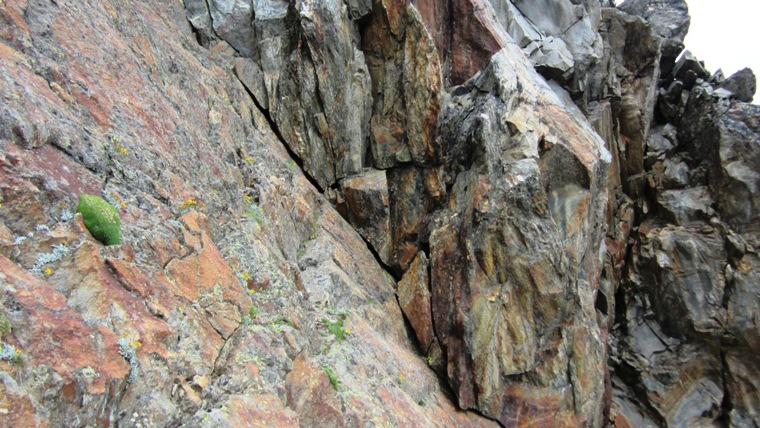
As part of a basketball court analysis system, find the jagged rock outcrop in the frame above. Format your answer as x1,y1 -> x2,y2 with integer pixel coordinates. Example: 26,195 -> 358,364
604,3 -> 760,428
617,0 -> 689,74
611,77 -> 760,427
1,0 -> 758,426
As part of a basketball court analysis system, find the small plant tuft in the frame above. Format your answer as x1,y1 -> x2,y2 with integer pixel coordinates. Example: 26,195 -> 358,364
275,317 -> 294,328
179,198 -> 205,213
77,194 -> 122,245
241,305 -> 259,326
0,313 -> 11,340
323,365 -> 339,391
322,318 -> 347,341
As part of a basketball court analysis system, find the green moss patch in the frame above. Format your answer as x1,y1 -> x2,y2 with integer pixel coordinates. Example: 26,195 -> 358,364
322,318 -> 347,341
77,194 -> 122,245
323,365 -> 339,391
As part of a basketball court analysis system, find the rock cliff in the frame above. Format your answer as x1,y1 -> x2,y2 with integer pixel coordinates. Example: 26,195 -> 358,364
0,0 -> 757,426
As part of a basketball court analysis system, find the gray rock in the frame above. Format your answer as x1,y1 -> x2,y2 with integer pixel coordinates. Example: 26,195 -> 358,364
717,67 -> 757,102
679,88 -> 760,234
531,37 -> 575,82
509,0 -> 602,92
208,0 -> 257,57
234,57 -> 268,108
618,0 -> 689,74
511,0 -> 579,36
673,50 -> 710,88
655,186 -> 714,225
657,80 -> 686,124
586,8 -> 660,197
638,225 -> 727,338
183,0 -> 214,43
489,0 -> 543,48
347,0 -> 372,20
647,124 -> 677,158
661,157 -> 690,188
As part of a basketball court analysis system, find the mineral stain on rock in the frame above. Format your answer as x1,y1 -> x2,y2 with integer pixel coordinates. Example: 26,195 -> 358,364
0,0 -> 758,426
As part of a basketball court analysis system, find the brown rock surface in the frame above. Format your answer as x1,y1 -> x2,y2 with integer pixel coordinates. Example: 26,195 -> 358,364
341,170 -> 392,265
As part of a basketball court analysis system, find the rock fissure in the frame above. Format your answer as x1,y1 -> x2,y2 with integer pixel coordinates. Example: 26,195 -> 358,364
233,73 -> 325,193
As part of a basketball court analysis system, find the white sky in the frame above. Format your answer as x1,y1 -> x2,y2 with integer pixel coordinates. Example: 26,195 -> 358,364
683,0 -> 759,80
615,0 -> 759,103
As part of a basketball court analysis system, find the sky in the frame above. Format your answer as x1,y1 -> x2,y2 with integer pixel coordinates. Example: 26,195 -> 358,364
682,0 -> 759,80
614,0 -> 759,103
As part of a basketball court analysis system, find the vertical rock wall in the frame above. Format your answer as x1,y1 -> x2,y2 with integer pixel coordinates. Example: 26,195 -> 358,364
189,0 -> 612,425
0,0 -> 758,426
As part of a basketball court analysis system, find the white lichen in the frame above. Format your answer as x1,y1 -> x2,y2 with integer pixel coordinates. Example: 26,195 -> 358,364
60,209 -> 74,222
30,244 -> 71,276
117,337 -> 139,383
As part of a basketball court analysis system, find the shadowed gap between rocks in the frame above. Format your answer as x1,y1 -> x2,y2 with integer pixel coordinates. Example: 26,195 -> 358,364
231,72 -> 325,193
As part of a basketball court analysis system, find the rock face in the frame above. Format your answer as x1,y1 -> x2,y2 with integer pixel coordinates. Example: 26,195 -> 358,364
606,4 -> 760,428
618,0 -> 689,74
0,0 -> 493,425
0,0 -> 758,427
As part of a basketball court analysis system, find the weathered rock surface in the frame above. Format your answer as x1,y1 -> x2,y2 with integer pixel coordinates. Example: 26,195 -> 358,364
718,67 -> 757,103
606,5 -> 760,427
487,0 -> 603,92
1,0 -> 759,426
618,0 -> 689,74
341,170 -> 392,265
0,0 -> 496,425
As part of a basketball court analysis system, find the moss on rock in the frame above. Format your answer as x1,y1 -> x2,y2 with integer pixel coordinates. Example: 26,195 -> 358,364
77,194 -> 122,245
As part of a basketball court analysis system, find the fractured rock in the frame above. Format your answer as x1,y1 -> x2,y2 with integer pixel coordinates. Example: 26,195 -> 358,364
341,170 -> 392,265
618,0 -> 689,74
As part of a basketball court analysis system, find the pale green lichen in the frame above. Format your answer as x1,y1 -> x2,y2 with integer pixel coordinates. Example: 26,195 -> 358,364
244,202 -> 264,225
30,244 -> 70,276
0,343 -> 24,366
117,337 -> 139,383
60,208 -> 74,222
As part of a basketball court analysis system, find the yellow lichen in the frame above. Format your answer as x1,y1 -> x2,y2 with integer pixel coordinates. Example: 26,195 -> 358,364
179,199 -> 205,211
